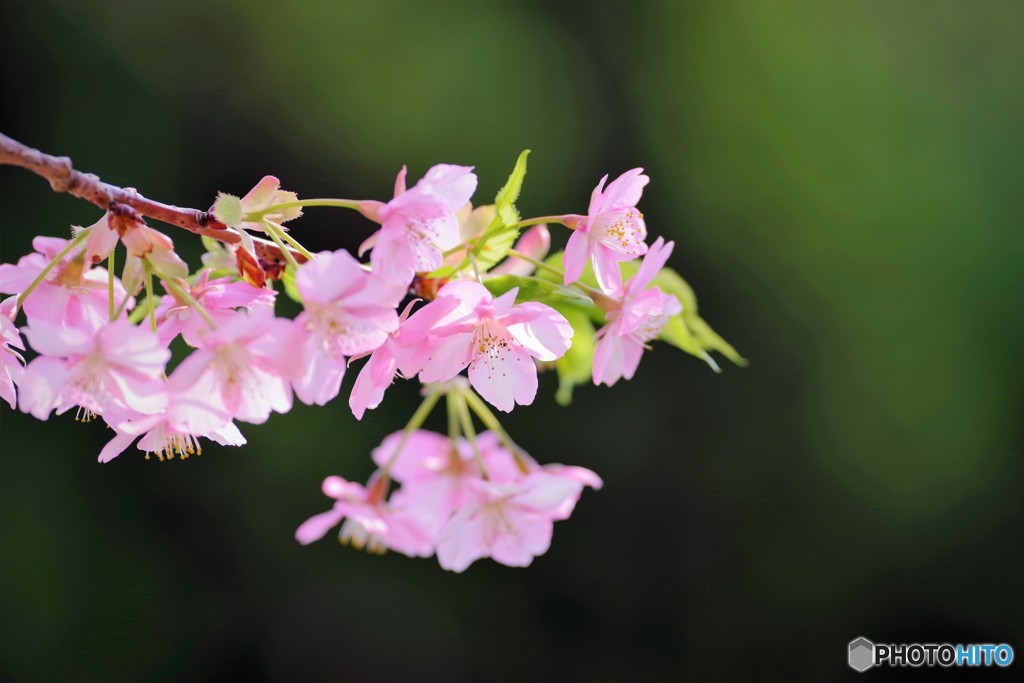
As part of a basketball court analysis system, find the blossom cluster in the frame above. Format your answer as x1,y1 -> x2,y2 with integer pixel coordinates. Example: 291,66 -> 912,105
0,154 -> 740,571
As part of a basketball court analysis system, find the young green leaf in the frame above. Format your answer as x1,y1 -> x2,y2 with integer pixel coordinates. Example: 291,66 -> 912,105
281,264 -> 303,304
483,274 -> 595,309
554,306 -> 595,406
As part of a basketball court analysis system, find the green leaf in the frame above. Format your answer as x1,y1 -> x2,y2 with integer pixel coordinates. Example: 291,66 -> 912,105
281,264 -> 302,304
483,274 -> 595,309
212,193 -> 243,227
465,150 -> 531,273
494,149 -> 529,226
540,250 -> 747,368
554,306 -> 595,406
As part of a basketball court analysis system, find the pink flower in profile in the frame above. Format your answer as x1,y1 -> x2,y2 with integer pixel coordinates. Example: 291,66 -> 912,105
154,270 -> 275,347
0,297 -> 25,409
562,168 -> 650,295
120,224 -> 189,294
18,319 -> 169,421
359,164 -> 478,282
167,308 -> 293,433
234,175 -> 302,234
0,236 -> 129,328
593,237 -> 682,386
288,249 -> 405,406
98,407 -> 245,463
410,281 -> 573,412
435,470 -> 599,573
81,213 -> 119,265
295,475 -> 434,557
348,298 -> 457,420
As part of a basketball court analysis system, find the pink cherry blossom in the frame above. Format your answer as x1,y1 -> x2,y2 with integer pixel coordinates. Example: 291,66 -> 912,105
370,430 -> 525,536
593,237 -> 682,386
237,175 -> 302,233
359,164 -> 478,282
81,212 -> 120,265
490,225 -> 551,277
154,269 -> 275,347
99,408 -> 245,463
0,297 -> 25,409
348,298 -> 458,420
288,248 -> 405,406
562,168 -> 650,295
0,236 -> 129,328
167,308 -> 293,433
18,318 -> 169,421
435,470 -> 597,572
295,475 -> 434,557
411,280 -> 573,412
120,224 -> 189,294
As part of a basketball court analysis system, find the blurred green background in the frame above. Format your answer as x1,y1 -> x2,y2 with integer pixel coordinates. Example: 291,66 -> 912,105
1,0 -> 1021,679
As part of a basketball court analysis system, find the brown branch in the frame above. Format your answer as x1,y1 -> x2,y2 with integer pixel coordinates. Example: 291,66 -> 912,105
0,132 -> 299,266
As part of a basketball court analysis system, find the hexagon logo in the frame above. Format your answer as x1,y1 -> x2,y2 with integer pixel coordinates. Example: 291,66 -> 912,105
848,637 -> 875,672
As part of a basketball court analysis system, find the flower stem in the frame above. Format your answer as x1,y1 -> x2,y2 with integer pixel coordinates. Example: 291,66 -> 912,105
16,229 -> 88,307
462,389 -> 531,475
143,266 -> 157,333
446,392 -> 461,442
262,220 -> 300,270
505,248 -> 608,302
452,391 -> 487,478
254,198 -> 361,216
274,225 -> 315,262
380,387 -> 443,476
163,278 -> 217,329
508,216 -> 568,231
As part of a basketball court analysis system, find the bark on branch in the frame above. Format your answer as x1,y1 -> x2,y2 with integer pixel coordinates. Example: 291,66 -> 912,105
0,132 -> 296,266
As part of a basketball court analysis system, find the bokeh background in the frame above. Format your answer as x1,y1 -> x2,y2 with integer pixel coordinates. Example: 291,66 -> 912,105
1,0 -> 1021,680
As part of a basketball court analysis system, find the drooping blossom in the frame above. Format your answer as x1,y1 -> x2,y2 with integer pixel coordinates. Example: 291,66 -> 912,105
370,429 -> 525,536
120,223 -> 189,295
80,212 -> 120,265
295,475 -> 434,557
167,307 -> 293,433
592,237 -> 682,386
562,168 -> 650,295
154,269 -> 275,347
409,280 -> 573,412
0,236 -> 129,328
0,297 -> 25,409
435,470 -> 600,573
358,165 -> 478,282
287,248 -> 405,406
490,225 -> 551,277
18,318 -> 169,421
98,406 -> 246,463
348,298 -> 457,420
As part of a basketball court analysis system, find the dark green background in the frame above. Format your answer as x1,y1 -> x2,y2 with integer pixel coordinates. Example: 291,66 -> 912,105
1,0 -> 1021,680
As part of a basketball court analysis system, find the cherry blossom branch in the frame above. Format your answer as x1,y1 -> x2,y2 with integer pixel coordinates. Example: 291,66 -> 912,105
0,132 -> 298,264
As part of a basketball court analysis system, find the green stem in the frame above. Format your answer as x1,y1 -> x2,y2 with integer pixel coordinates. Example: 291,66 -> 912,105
508,216 -> 568,231
254,198 -> 362,216
446,392 -> 461,442
275,226 -> 315,261
381,388 -> 443,475
17,230 -> 88,307
262,220 -> 300,270
505,248 -> 608,301
163,278 -> 217,329
462,389 -> 531,474
143,266 -> 157,333
453,391 -> 487,478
